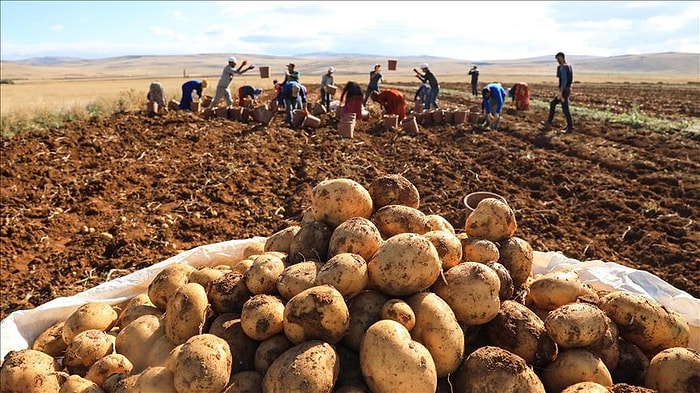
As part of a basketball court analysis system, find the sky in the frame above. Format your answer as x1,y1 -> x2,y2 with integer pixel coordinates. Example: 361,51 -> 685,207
1,1 -> 699,61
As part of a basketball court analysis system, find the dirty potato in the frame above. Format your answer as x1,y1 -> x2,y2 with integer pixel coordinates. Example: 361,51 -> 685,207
368,173 -> 420,209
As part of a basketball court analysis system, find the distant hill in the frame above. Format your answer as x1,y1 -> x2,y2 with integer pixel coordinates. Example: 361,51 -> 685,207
2,52 -> 698,83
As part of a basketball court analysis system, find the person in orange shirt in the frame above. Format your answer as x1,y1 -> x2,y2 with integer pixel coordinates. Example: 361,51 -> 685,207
370,89 -> 407,120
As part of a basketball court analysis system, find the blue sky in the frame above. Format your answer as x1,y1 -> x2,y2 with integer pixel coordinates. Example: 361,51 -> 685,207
1,1 -> 698,61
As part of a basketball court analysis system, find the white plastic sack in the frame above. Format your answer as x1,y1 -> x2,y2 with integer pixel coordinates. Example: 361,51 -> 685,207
1,238 -> 698,363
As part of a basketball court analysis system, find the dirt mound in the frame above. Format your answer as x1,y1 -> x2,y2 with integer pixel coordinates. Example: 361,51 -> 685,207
1,81 -> 698,319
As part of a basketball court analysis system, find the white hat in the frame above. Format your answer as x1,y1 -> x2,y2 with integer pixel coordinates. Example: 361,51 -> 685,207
228,56 -> 237,63
420,63 -> 429,69
328,66 -> 335,72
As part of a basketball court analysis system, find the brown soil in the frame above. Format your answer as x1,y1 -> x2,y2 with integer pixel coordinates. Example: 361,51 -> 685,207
1,81 -> 699,320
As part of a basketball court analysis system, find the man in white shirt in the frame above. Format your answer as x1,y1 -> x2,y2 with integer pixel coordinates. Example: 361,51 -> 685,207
209,56 -> 253,109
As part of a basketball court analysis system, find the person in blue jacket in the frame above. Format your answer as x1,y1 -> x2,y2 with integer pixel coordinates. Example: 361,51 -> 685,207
179,79 -> 208,110
280,80 -> 308,126
363,64 -> 384,106
481,82 -> 507,130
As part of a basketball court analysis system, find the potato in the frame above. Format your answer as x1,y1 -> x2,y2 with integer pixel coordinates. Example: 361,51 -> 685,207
463,197 -> 516,242
545,302 -> 608,348
461,237 -> 500,263
163,344 -> 184,374
367,233 -> 441,296
486,261 -> 515,300
208,313 -> 259,374
64,329 -> 115,376
485,300 -> 557,367
371,204 -> 431,238
498,236 -> 533,288
452,346 -> 545,393
611,339 -> 649,386
612,384 -> 655,393
360,320 -> 437,393
275,260 -> 324,301
311,178 -> 374,229
342,290 -> 389,351
424,214 -> 455,234
133,366 -> 175,392
62,302 -> 119,344
231,259 -> 254,275
115,314 -> 163,372
244,253 -> 286,295
147,263 -> 195,310
423,230 -> 463,270
315,253 -> 368,298
561,381 -> 612,392
224,370 -> 263,393
585,313 -> 621,371
407,292 -> 465,377
104,373 -> 138,393
599,291 -> 690,354
59,375 -> 105,393
254,334 -> 294,374
174,334 -> 232,393
288,220 -> 332,264
368,173 -> 420,209
541,349 -> 613,393
431,261 -> 501,325
188,267 -> 225,289
327,216 -> 383,261
243,241 -> 265,259
381,299 -> 416,331
264,225 -> 300,254
165,282 -> 209,345
85,353 -> 134,387
262,340 -> 339,393
241,294 -> 286,341
147,333 -> 177,368
528,270 -> 583,311
116,299 -> 162,331
283,284 -> 349,344
0,349 -> 62,392
644,347 -> 700,393
208,271 -> 252,314
31,320 -> 67,357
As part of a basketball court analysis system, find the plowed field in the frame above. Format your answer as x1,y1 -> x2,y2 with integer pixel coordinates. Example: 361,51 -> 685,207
1,81 -> 698,319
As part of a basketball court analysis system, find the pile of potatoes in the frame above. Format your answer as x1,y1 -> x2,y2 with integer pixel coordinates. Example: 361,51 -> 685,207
1,175 -> 698,393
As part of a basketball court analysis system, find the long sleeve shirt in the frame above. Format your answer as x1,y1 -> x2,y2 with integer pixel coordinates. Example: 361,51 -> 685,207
482,82 -> 507,114
417,70 -> 439,89
341,82 -> 364,101
147,82 -> 166,106
216,65 -> 239,88
321,73 -> 334,89
557,63 -> 573,91
375,89 -> 406,120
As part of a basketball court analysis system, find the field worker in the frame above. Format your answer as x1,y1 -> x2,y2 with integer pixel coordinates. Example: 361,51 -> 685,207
371,89 -> 407,121
414,82 -> 431,104
147,81 -> 167,109
415,63 -> 440,109
179,79 -> 208,110
283,63 -> 300,83
541,51 -> 574,133
320,66 -> 335,111
209,56 -> 254,109
363,63 -> 384,106
280,80 -> 307,126
237,85 -> 263,107
468,65 -> 480,97
340,81 -> 365,119
481,82 -> 507,130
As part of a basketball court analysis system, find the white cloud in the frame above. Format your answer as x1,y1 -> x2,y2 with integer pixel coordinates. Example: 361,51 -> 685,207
50,25 -> 64,32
